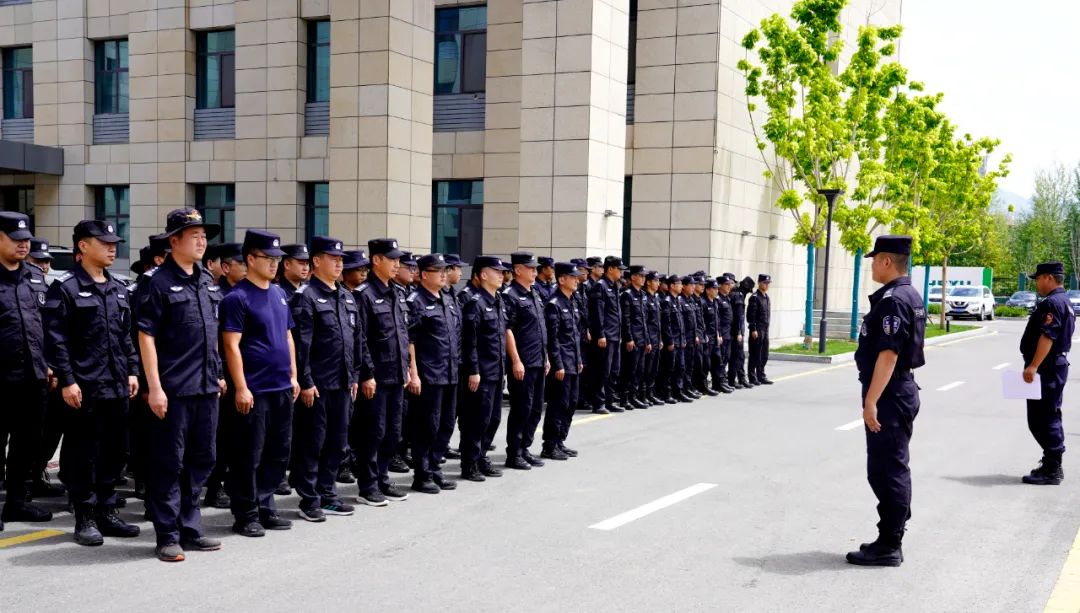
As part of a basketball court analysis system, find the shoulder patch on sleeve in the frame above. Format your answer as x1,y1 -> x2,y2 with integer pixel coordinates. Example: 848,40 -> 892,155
406,293 -> 417,303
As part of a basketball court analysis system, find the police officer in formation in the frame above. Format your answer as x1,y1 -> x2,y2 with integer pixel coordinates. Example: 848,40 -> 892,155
543,262 -> 585,460
727,275 -> 755,389
503,252 -> 550,470
588,256 -> 626,414
277,243 -> 310,299
1019,261 -> 1075,486
619,265 -> 649,410
747,274 -> 773,385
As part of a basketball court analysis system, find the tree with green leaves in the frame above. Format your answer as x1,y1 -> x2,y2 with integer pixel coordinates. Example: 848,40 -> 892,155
737,0 -> 904,341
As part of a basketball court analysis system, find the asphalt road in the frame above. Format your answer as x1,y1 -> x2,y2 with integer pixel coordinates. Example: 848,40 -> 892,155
1,319 -> 1077,612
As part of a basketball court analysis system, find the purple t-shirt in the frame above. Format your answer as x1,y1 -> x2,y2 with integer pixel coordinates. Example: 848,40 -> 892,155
220,279 -> 294,394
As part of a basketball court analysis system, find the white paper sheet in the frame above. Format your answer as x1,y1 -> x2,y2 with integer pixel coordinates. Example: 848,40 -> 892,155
1002,370 -> 1041,400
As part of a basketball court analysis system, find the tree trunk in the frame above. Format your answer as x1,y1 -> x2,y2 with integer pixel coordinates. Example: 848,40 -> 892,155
939,255 -> 949,329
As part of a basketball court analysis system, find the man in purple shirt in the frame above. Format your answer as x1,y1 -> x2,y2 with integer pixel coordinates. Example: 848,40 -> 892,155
220,230 -> 300,537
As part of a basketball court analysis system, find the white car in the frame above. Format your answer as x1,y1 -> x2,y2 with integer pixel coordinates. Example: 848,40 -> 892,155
943,285 -> 995,321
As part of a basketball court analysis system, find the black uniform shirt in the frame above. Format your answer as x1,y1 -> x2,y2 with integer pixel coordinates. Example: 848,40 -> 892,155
1021,287 -> 1075,373
644,290 -> 661,347
545,290 -> 582,374
747,290 -> 771,333
504,280 -> 548,369
462,287 -> 508,382
291,279 -> 365,391
660,293 -> 684,348
589,277 -> 622,341
702,296 -> 720,344
679,295 -> 696,343
715,293 -> 733,339
408,286 -> 462,385
692,294 -> 706,339
620,286 -> 647,345
278,279 -> 306,301
0,262 -> 48,383
730,289 -> 746,338
855,276 -> 927,383
358,275 -> 410,386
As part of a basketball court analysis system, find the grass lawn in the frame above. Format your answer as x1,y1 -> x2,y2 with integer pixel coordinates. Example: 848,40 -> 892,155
775,324 -> 978,356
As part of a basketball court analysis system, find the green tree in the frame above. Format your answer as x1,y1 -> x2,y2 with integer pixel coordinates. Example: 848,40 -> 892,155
737,0 -> 903,340
1010,163 -> 1076,283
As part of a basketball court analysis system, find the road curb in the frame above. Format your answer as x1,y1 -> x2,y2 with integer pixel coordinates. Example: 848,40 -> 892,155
771,326 -> 991,364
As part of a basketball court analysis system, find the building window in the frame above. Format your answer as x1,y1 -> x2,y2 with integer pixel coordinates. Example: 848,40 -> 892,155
94,186 -> 130,259
196,184 -> 235,244
435,6 -> 487,95
432,180 -> 483,263
196,30 -> 235,109
305,182 -> 329,243
628,0 -> 637,85
2,47 -> 33,119
307,21 -> 330,103
1,187 -> 34,232
622,177 -> 632,264
94,40 -> 128,114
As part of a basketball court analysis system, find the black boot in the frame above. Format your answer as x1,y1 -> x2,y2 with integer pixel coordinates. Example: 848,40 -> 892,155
740,377 -> 754,388
1023,456 -> 1064,485
74,507 -> 104,546
700,386 -> 719,397
717,382 -> 735,394
30,472 -> 66,498
846,533 -> 903,567
95,506 -> 140,538
730,379 -> 743,390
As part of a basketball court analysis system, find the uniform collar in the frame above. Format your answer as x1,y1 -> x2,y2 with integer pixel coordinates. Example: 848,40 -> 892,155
310,278 -> 339,295
72,263 -> 114,289
1047,287 -> 1066,298
511,280 -> 533,295
162,255 -> 203,281
869,275 -> 910,303
368,274 -> 395,297
0,262 -> 29,283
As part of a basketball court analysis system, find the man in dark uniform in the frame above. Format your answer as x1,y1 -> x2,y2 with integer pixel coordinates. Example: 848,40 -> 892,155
1019,261 -> 1076,485
535,256 -> 556,301
277,243 -> 310,299
439,253 -> 465,462
289,236 -> 362,521
588,256 -> 626,414
44,220 -> 141,546
543,262 -> 585,460
619,265 -> 649,410
0,212 -> 54,532
340,249 -> 370,484
710,277 -> 735,393
572,258 -> 591,413
747,274 -> 773,385
138,208 -> 226,562
354,238 -> 416,506
202,243 -> 223,285
390,251 -> 417,474
658,275 -> 688,403
503,251 -> 550,469
459,256 -> 510,481
679,276 -> 701,400
728,276 -> 754,389
27,237 -> 53,275
218,243 -> 246,292
405,253 -> 461,493
692,276 -> 718,396
846,235 -> 926,567
641,270 -> 663,405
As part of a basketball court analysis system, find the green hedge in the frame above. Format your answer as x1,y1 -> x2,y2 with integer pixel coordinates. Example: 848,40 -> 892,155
928,303 -> 941,315
995,305 -> 1029,318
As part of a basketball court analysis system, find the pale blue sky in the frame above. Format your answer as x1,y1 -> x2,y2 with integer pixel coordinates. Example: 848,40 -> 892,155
896,0 -> 1080,198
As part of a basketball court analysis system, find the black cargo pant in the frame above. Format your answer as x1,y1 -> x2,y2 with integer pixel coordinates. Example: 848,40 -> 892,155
620,343 -> 644,402
460,378 -> 502,470
409,383 -> 457,483
227,389 -> 293,523
658,345 -> 683,397
710,337 -> 730,390
37,388 -> 66,481
589,341 -> 620,410
60,395 -> 129,509
1026,358 -> 1068,459
507,367 -> 545,458
728,336 -> 746,384
290,387 -> 351,510
863,376 -> 919,539
1,379 -> 46,504
544,373 -> 579,449
354,383 -> 404,495
749,332 -> 770,380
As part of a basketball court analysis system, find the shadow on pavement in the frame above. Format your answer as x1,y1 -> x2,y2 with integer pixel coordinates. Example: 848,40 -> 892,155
940,474 -> 1019,487
733,550 -> 841,575
5,541 -> 152,566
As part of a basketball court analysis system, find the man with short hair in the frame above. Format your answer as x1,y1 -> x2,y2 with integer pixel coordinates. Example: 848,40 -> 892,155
44,220 -> 141,546
139,208 -> 226,562
290,237 -> 362,521
277,244 -> 310,299
202,244 -> 223,284
728,276 -> 754,389
220,230 -> 300,537
1019,261 -> 1076,485
0,212 -> 54,533
503,252 -> 550,469
588,256 -> 626,414
535,256 -> 556,301
543,263 -> 585,460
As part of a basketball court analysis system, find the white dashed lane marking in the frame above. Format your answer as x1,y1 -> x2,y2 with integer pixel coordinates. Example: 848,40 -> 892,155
937,381 -> 966,392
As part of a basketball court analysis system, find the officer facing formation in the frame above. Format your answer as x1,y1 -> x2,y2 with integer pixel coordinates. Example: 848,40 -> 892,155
747,274 -> 773,385
847,235 -> 926,568
1019,261 -> 1075,485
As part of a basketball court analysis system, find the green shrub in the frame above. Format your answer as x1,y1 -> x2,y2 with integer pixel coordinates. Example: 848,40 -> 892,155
928,303 -> 942,315
994,305 -> 1029,318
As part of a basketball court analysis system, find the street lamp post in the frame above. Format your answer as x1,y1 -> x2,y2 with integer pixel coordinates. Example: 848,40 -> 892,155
817,188 -> 843,354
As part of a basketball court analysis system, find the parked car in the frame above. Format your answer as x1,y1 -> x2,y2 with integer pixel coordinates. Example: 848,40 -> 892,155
44,246 -> 131,286
1068,290 -> 1080,316
927,286 -> 942,304
943,285 -> 996,321
1005,291 -> 1038,312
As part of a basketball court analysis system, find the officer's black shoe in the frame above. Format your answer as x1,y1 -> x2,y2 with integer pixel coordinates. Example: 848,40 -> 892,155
2,501 -> 53,523
205,488 -> 231,509
298,505 -> 327,523
411,480 -> 441,494
487,443 -> 497,451
1023,459 -> 1064,485
608,405 -> 625,413
505,456 -> 532,470
336,465 -> 356,484
688,389 -> 703,399
649,394 -> 665,406
479,461 -> 503,478
432,474 -> 457,490
180,536 -> 222,552
30,473 -> 66,498
388,456 -> 411,474
260,514 -> 293,530
663,395 -> 678,405
718,383 -> 735,394
541,447 -> 569,461
846,542 -> 903,567
356,490 -> 389,507
522,450 -> 545,467
461,466 -> 486,482
675,392 -> 694,403
113,475 -> 129,486
619,400 -> 634,411
747,378 -> 759,387
133,481 -> 146,500
380,484 -> 410,501
558,443 -> 579,457
74,509 -> 104,547
275,481 -> 292,496
758,377 -> 774,385
630,397 -> 649,409
700,387 -> 720,397
233,520 -> 266,537
96,507 -> 140,538
592,406 -> 610,415
730,380 -> 743,389
445,448 -> 462,460
156,543 -> 186,562
321,500 -> 356,515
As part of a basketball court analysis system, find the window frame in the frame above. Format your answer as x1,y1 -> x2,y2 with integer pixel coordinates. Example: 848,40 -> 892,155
94,39 -> 129,115
304,182 -> 329,244
196,30 -> 236,110
94,185 -> 131,259
195,184 -> 236,244
431,179 -> 484,262
306,20 -> 331,104
434,6 -> 488,96
2,46 -> 33,119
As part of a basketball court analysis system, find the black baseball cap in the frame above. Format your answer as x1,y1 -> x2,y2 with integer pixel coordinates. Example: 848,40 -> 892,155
538,256 -> 555,268
418,253 -> 448,271
866,234 -> 912,258
368,238 -> 404,260
667,275 -> 683,285
444,253 -> 463,267
311,236 -> 346,257
628,264 -> 645,276
587,256 -> 603,267
242,229 -> 286,257
758,273 -> 772,283
555,262 -> 583,278
149,233 -> 171,258
343,249 -> 370,270
281,244 -> 310,261
131,246 -> 155,273
1030,261 -> 1066,279
704,279 -> 718,289
29,238 -> 53,260
473,255 -> 510,272
218,243 -> 244,263
0,212 -> 32,240
163,208 -> 220,239
645,270 -> 659,281
73,219 -> 124,244
720,275 -> 735,286
401,251 -> 418,268
604,256 -> 628,270
510,251 -> 538,267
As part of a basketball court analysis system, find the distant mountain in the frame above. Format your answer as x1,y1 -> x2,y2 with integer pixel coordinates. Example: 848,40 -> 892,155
995,188 -> 1032,214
